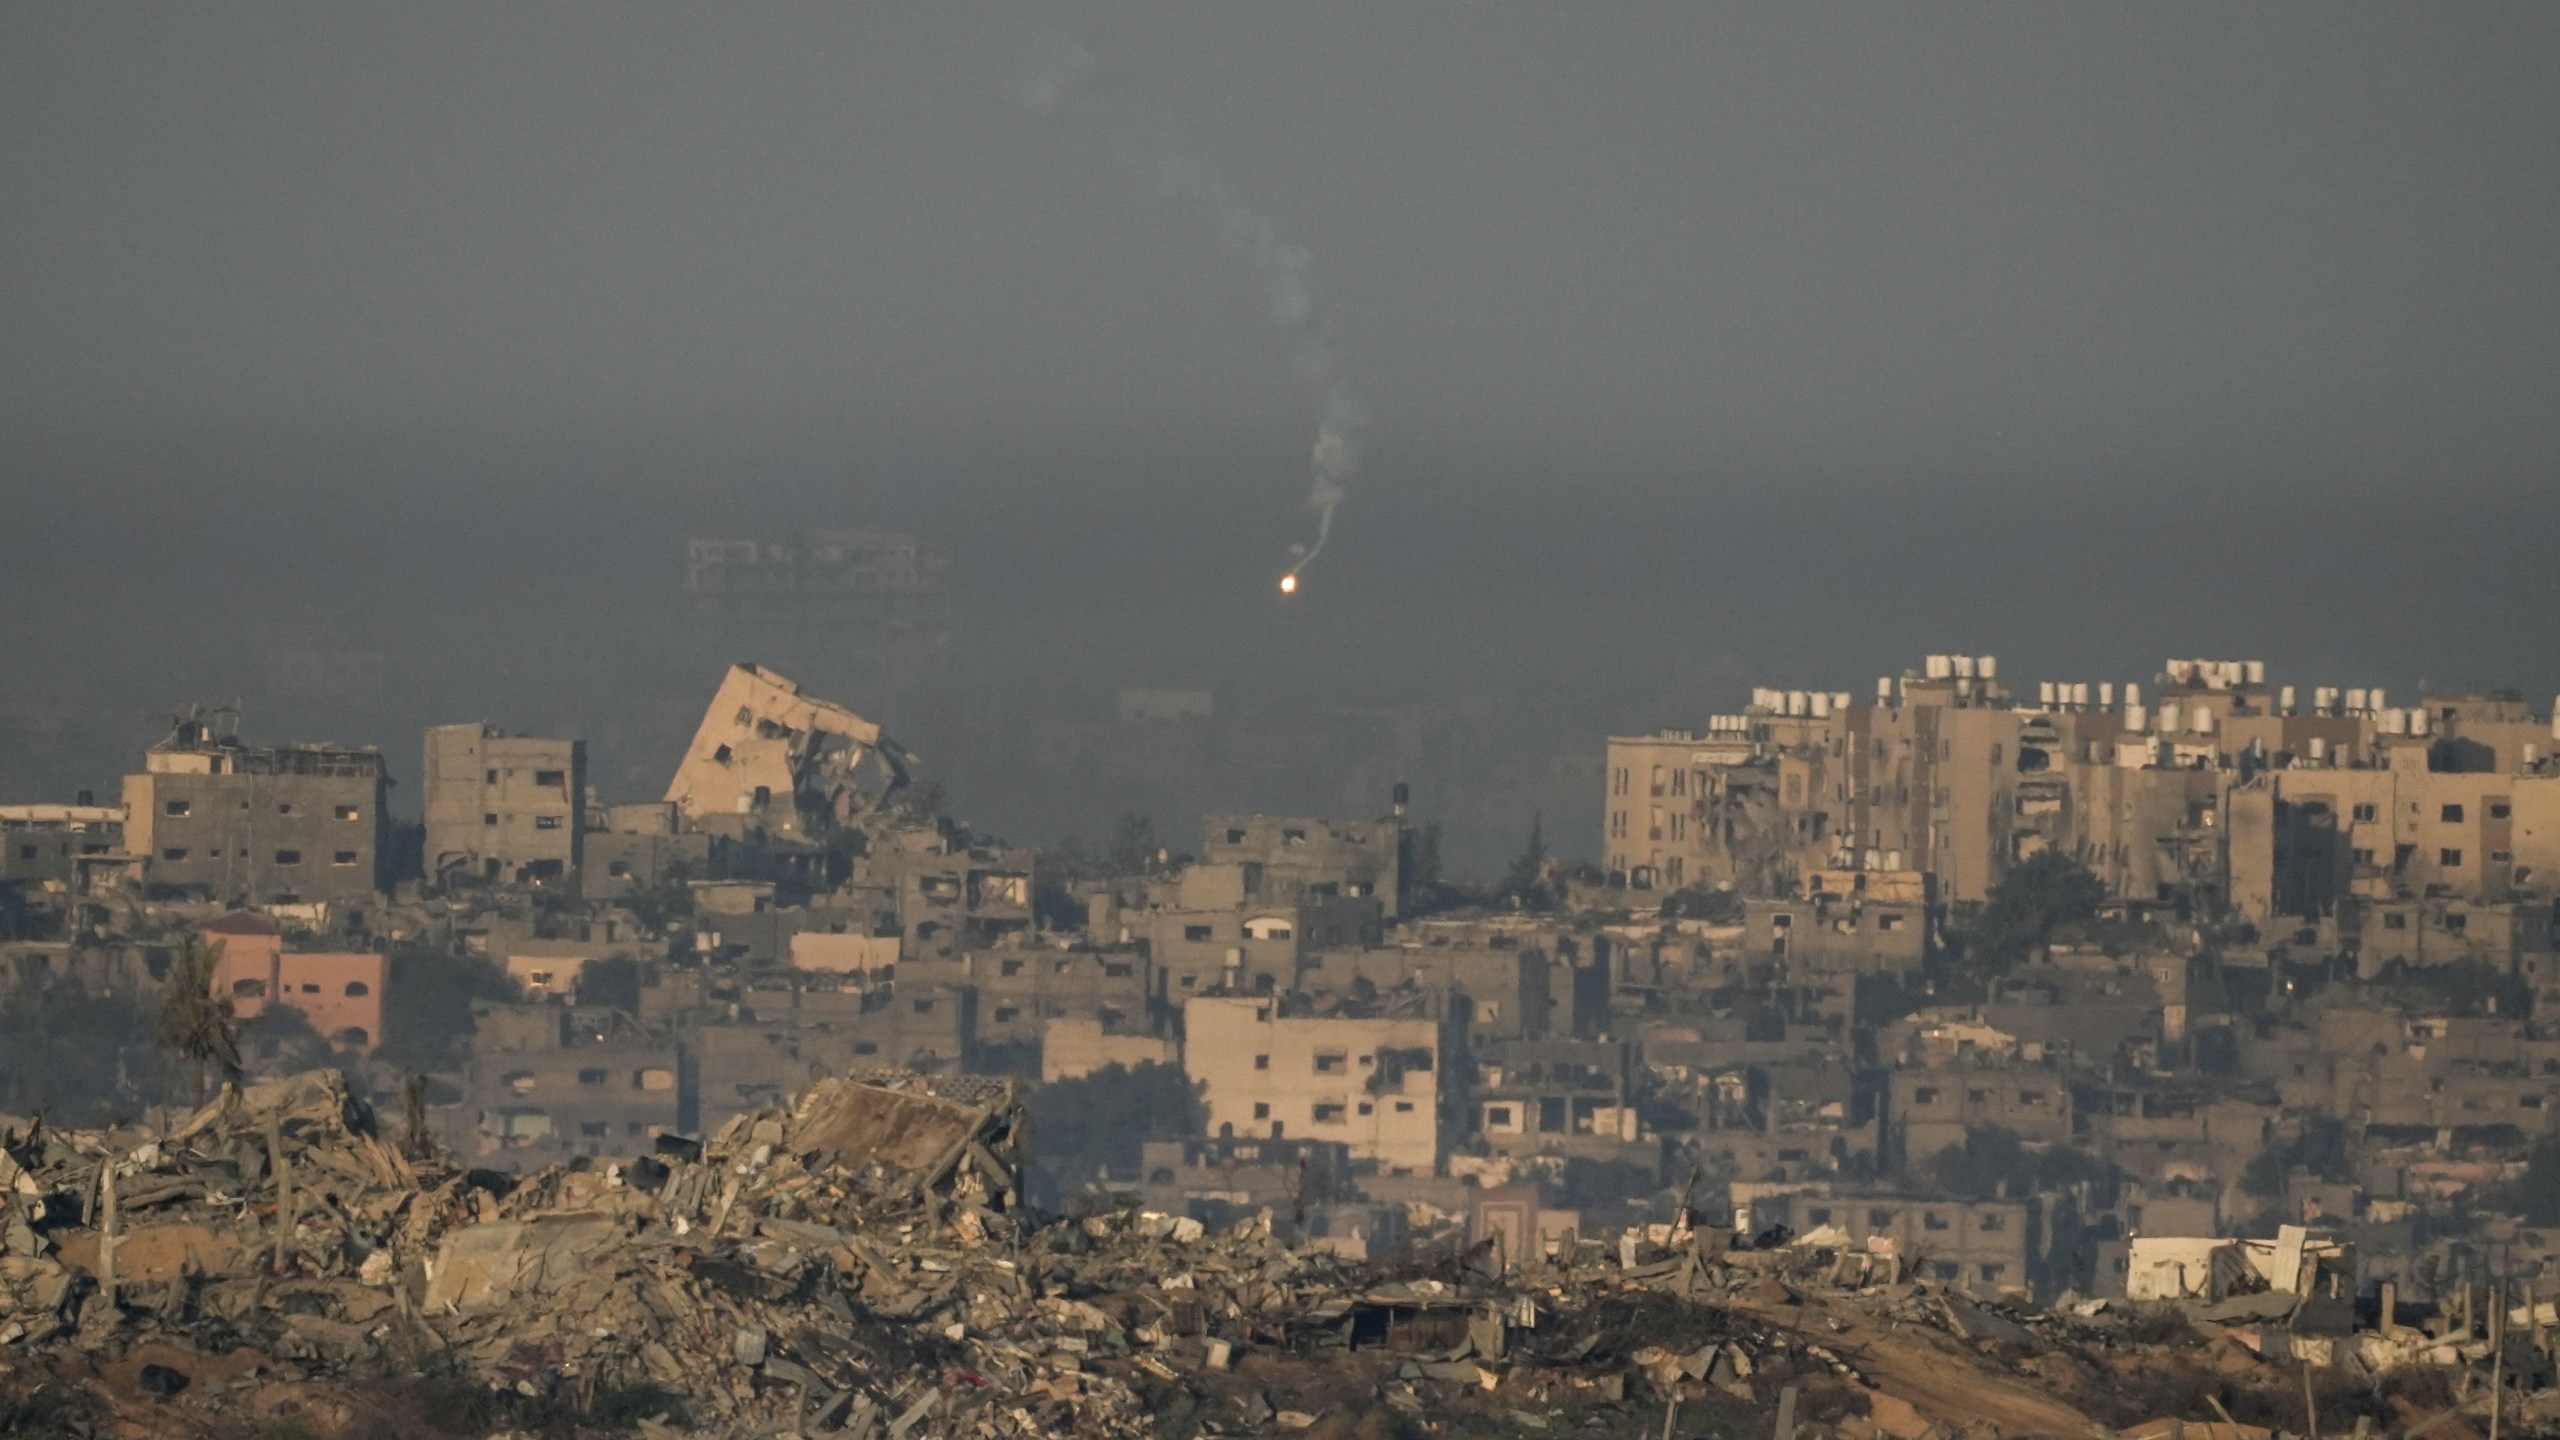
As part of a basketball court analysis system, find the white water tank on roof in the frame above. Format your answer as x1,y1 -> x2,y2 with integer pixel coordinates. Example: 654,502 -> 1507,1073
1926,654 -> 1952,680
2159,702 -> 2182,735
1876,677 -> 1893,702
2190,708 -> 2215,735
2309,736 -> 2329,763
2247,660 -> 2267,685
1810,692 -> 1832,719
2347,688 -> 2368,713
2371,688 -> 2387,713
2073,682 -> 2092,707
2100,682 -> 2116,709
2125,683 -> 2142,708
2279,685 -> 2297,713
1953,655 -> 1977,679
1979,656 -> 1998,680
2039,681 -> 2057,707
2410,709 -> 2432,736
2126,705 -> 2150,733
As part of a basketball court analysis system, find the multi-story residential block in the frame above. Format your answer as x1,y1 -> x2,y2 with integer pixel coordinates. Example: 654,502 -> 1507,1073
422,723 -> 585,886
1184,996 -> 1442,1173
123,711 -> 388,905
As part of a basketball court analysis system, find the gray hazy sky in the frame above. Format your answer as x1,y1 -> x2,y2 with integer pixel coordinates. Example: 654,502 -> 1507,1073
5,5 -> 2558,785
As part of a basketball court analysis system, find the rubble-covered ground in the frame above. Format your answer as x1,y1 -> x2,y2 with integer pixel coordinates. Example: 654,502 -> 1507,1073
0,1071 -> 2544,1440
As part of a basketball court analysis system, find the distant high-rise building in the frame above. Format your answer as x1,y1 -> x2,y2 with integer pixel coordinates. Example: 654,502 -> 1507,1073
681,528 -> 952,707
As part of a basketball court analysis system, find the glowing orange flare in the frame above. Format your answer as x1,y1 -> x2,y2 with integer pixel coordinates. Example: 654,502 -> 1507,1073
1278,574 -> 1298,594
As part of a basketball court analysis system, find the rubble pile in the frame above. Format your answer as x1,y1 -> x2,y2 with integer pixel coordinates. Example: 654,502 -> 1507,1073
0,1070 -> 2524,1439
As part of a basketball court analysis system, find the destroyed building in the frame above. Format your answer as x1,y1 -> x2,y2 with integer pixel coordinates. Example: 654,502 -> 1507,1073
663,662 -> 913,843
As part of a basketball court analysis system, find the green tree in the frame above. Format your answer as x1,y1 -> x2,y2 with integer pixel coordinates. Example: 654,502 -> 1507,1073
2518,1136 -> 2560,1226
1923,1125 -> 2120,1200
1662,885 -> 1743,924
153,936 -> 242,1106
1109,814 -> 1159,875
372,940 -> 522,1072
1028,1061 -> 1204,1209
1502,812 -> 1554,912
1956,851 -> 2108,979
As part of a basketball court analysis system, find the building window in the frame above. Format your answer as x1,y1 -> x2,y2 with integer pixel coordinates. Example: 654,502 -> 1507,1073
1806,1207 -> 1832,1226
1923,1212 -> 1949,1232
534,815 -> 563,830
2441,848 -> 2464,867
993,1006 -> 1019,1023
1485,1105 -> 1514,1128
2353,803 -> 2378,822
1978,1213 -> 2005,1231
277,803 -> 298,816
274,850 -> 302,866
1252,1102 -> 1271,1120
1254,1054 -> 1271,1070
1313,1103 -> 1346,1124
2352,848 -> 2376,865
853,1041 -> 879,1056
1979,1263 -> 2006,1282
163,799 -> 191,817
335,804 -> 361,821
485,769 -> 499,784
578,1069 -> 608,1087
581,1122 -> 609,1139
608,861 -> 633,878
913,998 -> 936,1014
1183,925 -> 1214,942
2443,913 -> 2469,934
1868,1208 -> 1894,1228
1000,959 -> 1024,976
344,981 -> 369,997
162,847 -> 190,862
333,851 -> 360,866
2384,913 -> 2408,931
484,814 -> 498,826
1395,1101 -> 1415,1112
535,769 -> 565,788
2442,804 -> 2466,822
232,979 -> 266,998
1314,1051 -> 1347,1074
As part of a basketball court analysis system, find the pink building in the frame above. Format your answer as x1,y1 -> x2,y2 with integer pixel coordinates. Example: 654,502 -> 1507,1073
200,913 -> 387,1054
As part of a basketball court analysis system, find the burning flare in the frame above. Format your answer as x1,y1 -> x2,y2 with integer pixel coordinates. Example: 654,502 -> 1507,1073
1278,573 -> 1298,595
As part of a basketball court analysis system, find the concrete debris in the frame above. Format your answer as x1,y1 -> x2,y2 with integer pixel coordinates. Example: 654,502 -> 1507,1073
0,1068 -> 2518,1439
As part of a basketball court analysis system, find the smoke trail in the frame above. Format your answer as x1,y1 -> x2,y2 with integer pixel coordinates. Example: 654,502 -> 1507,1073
1025,41 -> 1365,585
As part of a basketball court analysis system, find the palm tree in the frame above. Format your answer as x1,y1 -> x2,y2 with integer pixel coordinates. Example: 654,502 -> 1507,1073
155,936 -> 243,1106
